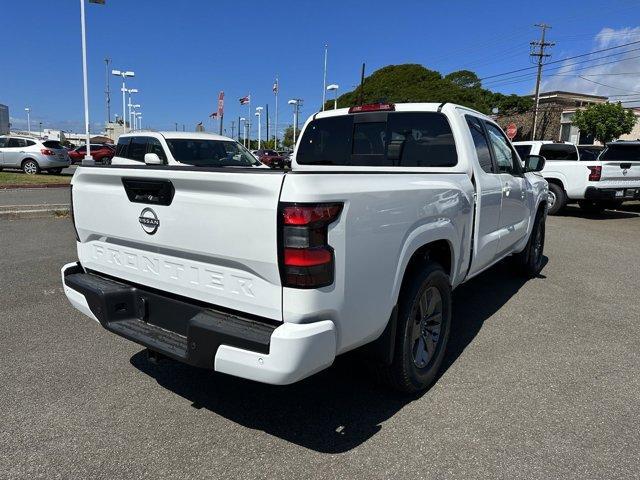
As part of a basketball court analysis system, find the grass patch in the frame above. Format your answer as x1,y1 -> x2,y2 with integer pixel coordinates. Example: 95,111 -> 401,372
0,171 -> 71,186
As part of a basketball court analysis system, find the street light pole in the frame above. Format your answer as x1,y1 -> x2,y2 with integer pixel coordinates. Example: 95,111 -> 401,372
24,107 -> 31,134
255,107 -> 263,149
327,84 -> 339,109
288,99 -> 302,146
79,0 -> 92,161
322,44 -> 328,111
112,69 -> 135,134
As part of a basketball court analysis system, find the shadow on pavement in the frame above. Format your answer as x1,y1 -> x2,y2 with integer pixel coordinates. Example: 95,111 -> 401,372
558,205 -> 639,220
130,259 -> 542,453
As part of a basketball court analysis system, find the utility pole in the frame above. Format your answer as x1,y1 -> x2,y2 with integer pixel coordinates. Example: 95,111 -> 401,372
322,44 -> 328,111
231,120 -> 235,139
104,57 -> 111,125
530,23 -> 554,141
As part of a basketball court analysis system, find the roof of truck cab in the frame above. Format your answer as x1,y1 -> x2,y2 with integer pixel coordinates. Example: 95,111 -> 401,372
118,131 -> 233,141
312,102 -> 484,119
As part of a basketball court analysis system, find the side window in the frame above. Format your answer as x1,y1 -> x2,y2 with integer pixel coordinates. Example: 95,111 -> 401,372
115,137 -> 129,157
128,137 -> 147,162
484,122 -> 519,175
465,116 -> 494,173
8,138 -> 27,148
146,138 -> 167,163
0,137 -> 9,148
26,140 -> 36,146
539,144 -> 578,161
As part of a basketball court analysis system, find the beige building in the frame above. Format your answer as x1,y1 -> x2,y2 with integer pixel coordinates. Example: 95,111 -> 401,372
497,90 -> 640,144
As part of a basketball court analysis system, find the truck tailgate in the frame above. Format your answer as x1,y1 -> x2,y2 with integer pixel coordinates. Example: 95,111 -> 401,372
71,166 -> 285,321
600,161 -> 640,184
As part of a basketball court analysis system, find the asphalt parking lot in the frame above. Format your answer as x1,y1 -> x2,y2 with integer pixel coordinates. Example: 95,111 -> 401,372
1,207 -> 639,479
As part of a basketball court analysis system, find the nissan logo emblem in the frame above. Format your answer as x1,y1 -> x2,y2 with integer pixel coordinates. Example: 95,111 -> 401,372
139,207 -> 160,235
622,168 -> 628,176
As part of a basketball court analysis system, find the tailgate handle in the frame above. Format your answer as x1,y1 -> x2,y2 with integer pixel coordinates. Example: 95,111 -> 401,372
620,163 -> 632,169
121,178 -> 175,206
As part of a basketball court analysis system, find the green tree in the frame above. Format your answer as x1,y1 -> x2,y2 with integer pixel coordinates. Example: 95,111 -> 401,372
282,125 -> 295,147
572,102 -> 636,144
328,64 -> 532,115
445,70 -> 481,89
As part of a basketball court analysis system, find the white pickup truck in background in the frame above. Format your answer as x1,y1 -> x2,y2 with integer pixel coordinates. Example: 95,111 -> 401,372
61,103 -> 547,393
513,140 -> 640,214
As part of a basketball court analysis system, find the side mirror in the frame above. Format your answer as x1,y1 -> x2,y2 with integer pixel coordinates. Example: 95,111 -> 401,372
144,153 -> 163,165
524,154 -> 545,172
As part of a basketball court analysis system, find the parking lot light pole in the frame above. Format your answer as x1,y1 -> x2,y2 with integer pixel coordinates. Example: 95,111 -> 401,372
136,112 -> 142,130
24,107 -> 31,134
288,99 -> 301,145
240,117 -> 246,147
327,84 -> 339,109
255,107 -> 263,149
111,69 -> 135,133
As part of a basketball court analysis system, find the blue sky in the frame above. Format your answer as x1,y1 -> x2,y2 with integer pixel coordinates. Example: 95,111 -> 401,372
2,0 -> 639,135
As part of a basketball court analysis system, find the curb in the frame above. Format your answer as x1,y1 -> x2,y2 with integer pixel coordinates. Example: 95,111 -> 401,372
0,207 -> 70,220
0,183 -> 70,190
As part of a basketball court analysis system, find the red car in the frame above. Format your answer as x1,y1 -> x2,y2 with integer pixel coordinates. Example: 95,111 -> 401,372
68,143 -> 115,164
254,149 -> 285,168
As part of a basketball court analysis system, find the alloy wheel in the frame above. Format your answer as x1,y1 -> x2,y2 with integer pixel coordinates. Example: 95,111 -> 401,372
411,286 -> 443,368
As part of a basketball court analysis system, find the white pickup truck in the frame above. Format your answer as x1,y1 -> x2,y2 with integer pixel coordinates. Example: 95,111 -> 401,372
61,103 -> 548,392
513,140 -> 640,214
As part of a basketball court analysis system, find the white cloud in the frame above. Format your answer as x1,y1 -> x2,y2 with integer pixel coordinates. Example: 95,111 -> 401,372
541,27 -> 640,107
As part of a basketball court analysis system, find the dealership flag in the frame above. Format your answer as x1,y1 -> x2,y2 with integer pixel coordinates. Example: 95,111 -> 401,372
239,95 -> 250,105
217,91 -> 224,117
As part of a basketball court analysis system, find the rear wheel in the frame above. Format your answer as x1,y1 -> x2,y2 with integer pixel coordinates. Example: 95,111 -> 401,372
22,159 -> 40,175
547,183 -> 566,215
578,200 -> 605,214
378,262 -> 451,393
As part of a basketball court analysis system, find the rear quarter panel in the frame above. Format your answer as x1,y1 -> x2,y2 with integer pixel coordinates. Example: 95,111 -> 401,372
280,172 -> 474,354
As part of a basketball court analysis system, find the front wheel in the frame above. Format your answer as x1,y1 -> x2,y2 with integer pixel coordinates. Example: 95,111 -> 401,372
378,262 -> 451,393
514,209 -> 546,277
547,183 -> 566,215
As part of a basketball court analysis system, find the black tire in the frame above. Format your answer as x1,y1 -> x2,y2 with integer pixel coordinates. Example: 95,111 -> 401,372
578,200 -> 605,214
514,208 -> 546,277
378,262 -> 451,393
547,183 -> 566,215
22,159 -> 40,175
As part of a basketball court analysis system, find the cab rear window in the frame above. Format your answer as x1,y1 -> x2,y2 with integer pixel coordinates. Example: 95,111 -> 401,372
600,144 -> 640,161
297,112 -> 457,167
539,144 -> 578,160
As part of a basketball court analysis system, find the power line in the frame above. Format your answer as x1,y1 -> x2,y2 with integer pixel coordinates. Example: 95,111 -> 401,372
482,50 -> 640,87
577,76 -> 640,94
480,38 -> 640,81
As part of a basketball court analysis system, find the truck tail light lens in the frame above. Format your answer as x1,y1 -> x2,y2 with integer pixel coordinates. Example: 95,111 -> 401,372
41,148 -> 56,156
279,202 -> 343,288
588,165 -> 602,181
348,103 -> 395,114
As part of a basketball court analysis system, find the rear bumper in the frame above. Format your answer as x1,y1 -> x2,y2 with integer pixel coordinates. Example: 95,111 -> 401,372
585,186 -> 640,201
61,262 -> 336,385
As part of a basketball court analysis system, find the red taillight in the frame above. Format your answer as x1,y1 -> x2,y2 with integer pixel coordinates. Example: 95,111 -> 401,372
282,204 -> 342,226
588,165 -> 602,181
348,103 -> 395,114
284,248 -> 332,267
279,202 -> 343,288
41,148 -> 55,156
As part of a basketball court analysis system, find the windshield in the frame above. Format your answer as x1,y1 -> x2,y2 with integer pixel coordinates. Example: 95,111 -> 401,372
600,144 -> 640,162
165,139 -> 261,167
